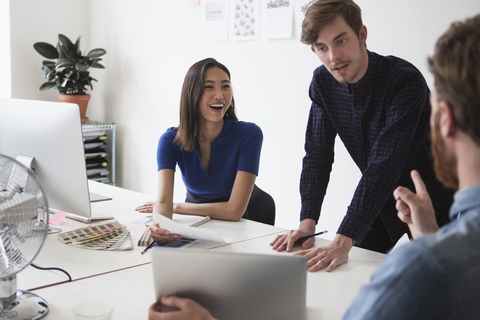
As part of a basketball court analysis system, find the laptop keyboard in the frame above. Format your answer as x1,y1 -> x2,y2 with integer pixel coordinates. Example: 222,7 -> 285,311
90,213 -> 114,221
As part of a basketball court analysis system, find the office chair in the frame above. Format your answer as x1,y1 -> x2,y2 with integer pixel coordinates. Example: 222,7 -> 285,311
243,184 -> 276,226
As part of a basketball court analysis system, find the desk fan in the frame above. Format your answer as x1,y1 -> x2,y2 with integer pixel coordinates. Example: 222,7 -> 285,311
0,154 -> 49,319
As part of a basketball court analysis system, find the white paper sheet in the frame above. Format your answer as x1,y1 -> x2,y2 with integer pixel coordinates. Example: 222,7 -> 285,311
232,0 -> 260,40
294,0 -> 310,38
118,212 -> 210,229
265,0 -> 293,39
156,213 -> 233,243
203,0 -> 229,42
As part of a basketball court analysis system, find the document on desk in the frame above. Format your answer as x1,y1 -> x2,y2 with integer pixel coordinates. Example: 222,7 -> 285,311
117,212 -> 211,229
156,213 -> 233,243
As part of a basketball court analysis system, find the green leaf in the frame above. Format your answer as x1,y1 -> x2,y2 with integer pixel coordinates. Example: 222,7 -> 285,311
46,69 -> 56,80
78,71 -> 90,79
86,48 -> 106,58
71,51 -> 83,61
75,62 -> 90,72
42,60 -> 56,67
58,34 -> 74,51
61,78 -> 69,87
56,59 -> 74,68
39,82 -> 56,91
42,64 -> 53,72
91,62 -> 105,69
74,35 -> 82,54
56,42 -> 62,58
57,41 -> 73,61
33,42 -> 58,59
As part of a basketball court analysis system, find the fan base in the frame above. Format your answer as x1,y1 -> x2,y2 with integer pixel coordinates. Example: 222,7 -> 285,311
0,290 -> 48,320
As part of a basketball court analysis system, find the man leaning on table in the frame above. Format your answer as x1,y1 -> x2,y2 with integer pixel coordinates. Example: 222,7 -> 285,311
270,0 -> 454,272
148,13 -> 480,320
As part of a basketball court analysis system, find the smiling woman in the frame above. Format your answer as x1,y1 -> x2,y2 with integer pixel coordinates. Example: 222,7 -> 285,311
135,58 -> 274,244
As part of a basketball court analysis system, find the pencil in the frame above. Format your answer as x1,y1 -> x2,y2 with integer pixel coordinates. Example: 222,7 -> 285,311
284,230 -> 328,246
297,230 -> 328,242
141,240 -> 156,255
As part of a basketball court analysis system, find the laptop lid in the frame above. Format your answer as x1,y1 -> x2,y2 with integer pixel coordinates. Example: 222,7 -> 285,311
151,248 -> 307,320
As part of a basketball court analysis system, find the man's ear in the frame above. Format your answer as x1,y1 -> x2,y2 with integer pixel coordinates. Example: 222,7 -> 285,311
359,25 -> 367,46
311,45 -> 315,53
439,101 -> 457,138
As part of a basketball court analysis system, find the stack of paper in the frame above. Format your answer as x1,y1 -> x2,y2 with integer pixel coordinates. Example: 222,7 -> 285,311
57,221 -> 132,251
136,214 -> 211,246
156,213 -> 233,244
173,214 -> 210,227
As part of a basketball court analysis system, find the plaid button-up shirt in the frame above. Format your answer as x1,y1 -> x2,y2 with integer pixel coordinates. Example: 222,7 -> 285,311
300,50 -> 453,242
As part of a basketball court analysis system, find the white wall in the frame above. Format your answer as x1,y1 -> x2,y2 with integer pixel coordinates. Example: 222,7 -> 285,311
0,0 -> 11,98
9,0 -> 90,102
9,0 -> 480,239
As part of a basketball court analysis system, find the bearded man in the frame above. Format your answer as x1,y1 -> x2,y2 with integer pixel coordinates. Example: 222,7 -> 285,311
343,13 -> 480,320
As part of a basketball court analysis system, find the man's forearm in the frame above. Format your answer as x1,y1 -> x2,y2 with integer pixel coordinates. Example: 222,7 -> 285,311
332,233 -> 353,252
299,218 -> 316,233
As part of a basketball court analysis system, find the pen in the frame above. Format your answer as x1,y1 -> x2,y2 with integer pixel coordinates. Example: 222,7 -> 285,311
141,240 -> 156,255
284,230 -> 328,246
297,230 -> 328,242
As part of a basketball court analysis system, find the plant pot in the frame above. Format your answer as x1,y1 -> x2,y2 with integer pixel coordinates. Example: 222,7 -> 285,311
58,94 -> 91,124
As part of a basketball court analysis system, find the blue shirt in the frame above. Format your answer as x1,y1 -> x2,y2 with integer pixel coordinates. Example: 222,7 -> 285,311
157,119 -> 263,199
344,183 -> 480,320
301,50 -> 453,242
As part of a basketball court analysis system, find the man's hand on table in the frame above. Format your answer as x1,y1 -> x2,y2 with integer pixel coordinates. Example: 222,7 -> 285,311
270,219 -> 316,252
295,233 -> 352,272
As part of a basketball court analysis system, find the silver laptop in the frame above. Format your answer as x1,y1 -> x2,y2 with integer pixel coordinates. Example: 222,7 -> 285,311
151,249 -> 307,320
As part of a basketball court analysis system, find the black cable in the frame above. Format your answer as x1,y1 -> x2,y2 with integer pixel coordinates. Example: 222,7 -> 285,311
30,263 -> 72,282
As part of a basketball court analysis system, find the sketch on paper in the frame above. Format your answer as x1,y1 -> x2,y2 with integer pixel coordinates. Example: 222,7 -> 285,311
265,0 -> 293,39
295,0 -> 310,38
206,2 -> 225,22
203,0 -> 228,42
233,0 -> 259,40
267,0 -> 290,9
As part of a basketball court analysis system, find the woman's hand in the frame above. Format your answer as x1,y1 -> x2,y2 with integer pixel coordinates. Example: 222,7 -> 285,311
135,201 -> 156,213
150,223 -> 182,244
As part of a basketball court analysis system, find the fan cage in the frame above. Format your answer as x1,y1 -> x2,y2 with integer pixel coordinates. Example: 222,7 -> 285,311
0,155 -> 49,279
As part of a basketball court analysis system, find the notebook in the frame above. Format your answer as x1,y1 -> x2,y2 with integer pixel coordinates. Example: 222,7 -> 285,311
151,249 -> 307,320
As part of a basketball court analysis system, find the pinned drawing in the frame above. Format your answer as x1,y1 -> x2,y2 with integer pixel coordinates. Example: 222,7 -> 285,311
233,0 -> 259,40
203,0 -> 229,42
265,0 -> 293,39
295,0 -> 310,38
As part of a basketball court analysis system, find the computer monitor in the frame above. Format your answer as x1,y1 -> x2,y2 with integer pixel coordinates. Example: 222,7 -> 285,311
0,97 -> 112,223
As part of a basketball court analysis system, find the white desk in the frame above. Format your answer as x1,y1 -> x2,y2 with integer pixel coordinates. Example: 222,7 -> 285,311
31,181 -> 286,282
25,182 -> 384,319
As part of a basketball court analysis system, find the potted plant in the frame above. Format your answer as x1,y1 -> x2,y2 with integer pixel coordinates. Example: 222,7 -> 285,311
33,34 -> 106,124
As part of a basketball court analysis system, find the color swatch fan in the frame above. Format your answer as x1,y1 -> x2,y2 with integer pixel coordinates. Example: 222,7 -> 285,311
0,155 -> 49,319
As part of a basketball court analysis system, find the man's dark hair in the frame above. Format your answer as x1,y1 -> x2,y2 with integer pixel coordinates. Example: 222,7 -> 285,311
301,0 -> 363,45
429,14 -> 480,146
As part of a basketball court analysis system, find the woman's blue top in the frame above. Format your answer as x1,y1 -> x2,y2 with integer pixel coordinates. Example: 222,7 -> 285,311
157,119 -> 263,199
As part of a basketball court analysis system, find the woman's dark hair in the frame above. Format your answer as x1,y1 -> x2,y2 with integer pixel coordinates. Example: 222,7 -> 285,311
174,58 -> 237,151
